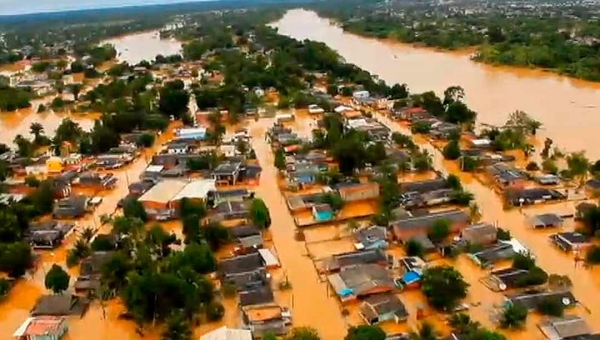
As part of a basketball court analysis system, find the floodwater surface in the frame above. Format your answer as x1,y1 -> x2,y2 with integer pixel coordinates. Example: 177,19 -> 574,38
103,31 -> 182,65
273,9 -> 600,159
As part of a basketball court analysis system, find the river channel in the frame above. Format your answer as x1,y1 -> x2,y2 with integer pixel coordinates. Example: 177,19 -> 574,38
272,9 -> 600,159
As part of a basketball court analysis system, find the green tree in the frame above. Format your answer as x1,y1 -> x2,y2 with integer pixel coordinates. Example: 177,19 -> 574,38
123,199 -> 148,222
161,311 -> 192,340
320,192 -> 344,212
500,304 -> 528,329
287,327 -> 321,340
44,264 -> 70,294
427,219 -> 451,244
443,140 -> 461,160
275,148 -> 286,170
421,266 -> 468,311
0,241 -> 33,278
566,152 -> 590,186
409,322 -> 439,340
69,83 -> 83,101
159,80 -> 189,119
405,238 -> 424,257
206,301 -> 225,321
201,222 -> 230,251
345,325 -> 386,340
249,198 -> 271,229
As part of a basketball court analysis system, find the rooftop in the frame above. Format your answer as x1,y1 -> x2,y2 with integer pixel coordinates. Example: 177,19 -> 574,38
200,327 -> 252,340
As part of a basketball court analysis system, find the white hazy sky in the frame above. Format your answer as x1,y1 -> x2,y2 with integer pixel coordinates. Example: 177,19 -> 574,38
0,0 -> 207,16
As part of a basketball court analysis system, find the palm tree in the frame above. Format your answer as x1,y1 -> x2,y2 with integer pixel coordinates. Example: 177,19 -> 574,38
566,152 -> 590,187
410,322 -> 439,340
80,227 -> 95,243
69,83 -> 83,101
30,122 -> 44,142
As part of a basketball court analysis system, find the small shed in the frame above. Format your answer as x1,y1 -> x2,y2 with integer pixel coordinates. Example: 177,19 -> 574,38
258,248 -> 280,269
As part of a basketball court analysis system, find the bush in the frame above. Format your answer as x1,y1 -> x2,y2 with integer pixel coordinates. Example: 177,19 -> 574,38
514,266 -> 548,287
451,190 -> 474,206
461,156 -> 480,172
500,304 -> 528,329
447,174 -> 462,190
411,122 -> 431,134
497,228 -> 512,241
526,161 -> 540,171
206,301 -> 225,321
586,245 -> 600,264
443,140 -> 461,160
512,253 -> 536,270
24,175 -> 40,188
405,239 -> 424,257
136,133 -> 155,147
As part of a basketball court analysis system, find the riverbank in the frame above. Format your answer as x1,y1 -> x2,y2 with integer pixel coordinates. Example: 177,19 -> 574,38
273,9 -> 600,160
314,9 -> 600,84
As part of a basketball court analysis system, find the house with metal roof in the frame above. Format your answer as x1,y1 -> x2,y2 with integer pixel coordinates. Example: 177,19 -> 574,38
391,209 -> 470,241
505,290 -> 577,311
327,264 -> 395,301
359,293 -> 408,325
538,315 -> 599,340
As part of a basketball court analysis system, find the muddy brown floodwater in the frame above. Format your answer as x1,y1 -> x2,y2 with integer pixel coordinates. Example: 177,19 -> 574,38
273,9 -> 600,159
102,31 -> 182,65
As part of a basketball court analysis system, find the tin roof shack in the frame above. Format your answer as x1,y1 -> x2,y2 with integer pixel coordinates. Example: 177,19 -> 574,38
391,209 -> 470,242
461,223 -> 497,246
530,214 -> 564,229
31,294 -> 89,317
354,226 -> 388,250
550,232 -> 592,252
429,122 -> 460,140
208,188 -> 254,208
28,221 -> 75,250
219,253 -> 265,279
74,172 -> 118,189
52,195 -> 90,219
505,290 -> 577,311
200,326 -> 252,340
239,286 -> 275,308
359,293 -> 408,325
327,264 -> 395,301
321,249 -> 388,273
223,268 -> 270,292
468,241 -> 521,268
400,178 -> 450,194
242,305 -> 291,337
212,201 -> 249,222
336,182 -> 379,202
487,163 -> 528,189
538,315 -> 598,340
74,251 -> 115,295
212,161 -> 242,185
236,235 -> 264,254
13,316 -> 68,340
505,188 -> 566,207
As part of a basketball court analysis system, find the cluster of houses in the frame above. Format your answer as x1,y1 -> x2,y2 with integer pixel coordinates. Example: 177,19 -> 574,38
218,231 -> 287,337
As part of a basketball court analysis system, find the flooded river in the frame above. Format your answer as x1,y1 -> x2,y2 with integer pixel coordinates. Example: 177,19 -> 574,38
103,31 -> 182,65
273,9 -> 600,159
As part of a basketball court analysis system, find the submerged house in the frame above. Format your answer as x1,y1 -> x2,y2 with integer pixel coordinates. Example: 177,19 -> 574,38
200,327 -> 252,340
461,223 -> 497,245
538,315 -> 599,340
550,232 -> 592,252
212,161 -> 242,185
13,316 -> 68,340
486,267 -> 532,291
505,290 -> 577,311
354,226 -> 388,250
321,249 -> 388,273
219,253 -> 265,279
529,214 -> 564,229
359,293 -> 408,325
327,264 -> 395,301
31,294 -> 89,317
487,163 -> 527,189
239,286 -> 275,308
52,196 -> 89,219
391,209 -> 470,241
336,182 -> 379,202
242,305 -> 291,337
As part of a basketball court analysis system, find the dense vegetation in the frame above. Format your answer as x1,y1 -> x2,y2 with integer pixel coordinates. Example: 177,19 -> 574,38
312,0 -> 600,82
